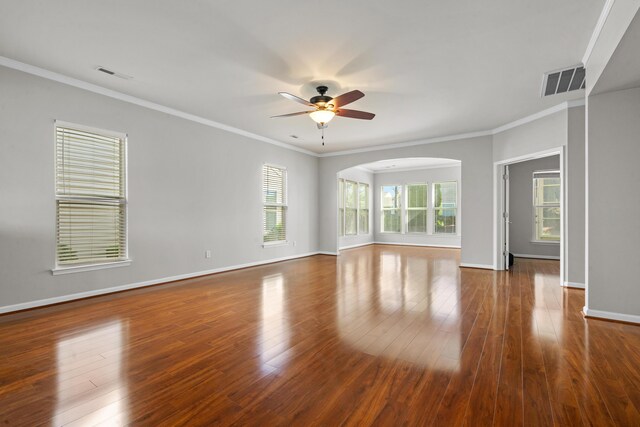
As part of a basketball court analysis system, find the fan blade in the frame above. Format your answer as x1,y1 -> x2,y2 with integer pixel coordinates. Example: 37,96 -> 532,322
271,111 -> 313,118
329,90 -> 364,108
279,92 -> 315,106
336,109 -> 375,120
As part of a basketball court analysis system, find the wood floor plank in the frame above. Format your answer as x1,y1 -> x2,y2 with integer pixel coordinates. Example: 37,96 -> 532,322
2,247 -> 640,425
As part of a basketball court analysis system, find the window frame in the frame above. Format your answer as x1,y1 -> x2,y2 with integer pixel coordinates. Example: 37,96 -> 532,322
262,163 -> 288,247
405,182 -> 428,234
52,120 -> 130,275
432,181 -> 458,235
532,170 -> 561,244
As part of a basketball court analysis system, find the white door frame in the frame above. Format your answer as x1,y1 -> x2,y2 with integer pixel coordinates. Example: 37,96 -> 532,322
493,147 -> 566,283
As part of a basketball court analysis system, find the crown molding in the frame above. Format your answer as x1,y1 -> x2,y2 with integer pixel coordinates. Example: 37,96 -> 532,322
0,56 -> 318,157
582,0 -> 616,66
371,162 -> 461,174
1,56 -> 586,159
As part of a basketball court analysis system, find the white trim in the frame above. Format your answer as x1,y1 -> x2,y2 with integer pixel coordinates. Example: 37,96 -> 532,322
374,241 -> 461,249
52,260 -> 131,275
339,242 -> 374,250
582,0 -> 616,66
0,252 -> 320,314
459,263 -> 494,270
372,162 -> 461,174
317,251 -> 338,256
0,56 -> 317,157
583,306 -> 640,325
530,240 -> 560,245
512,254 -> 560,260
0,56 -> 588,159
262,241 -> 288,248
563,282 -> 585,289
319,130 -> 492,157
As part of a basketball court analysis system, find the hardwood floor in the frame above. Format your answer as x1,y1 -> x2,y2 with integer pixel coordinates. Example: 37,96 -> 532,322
2,245 -> 640,426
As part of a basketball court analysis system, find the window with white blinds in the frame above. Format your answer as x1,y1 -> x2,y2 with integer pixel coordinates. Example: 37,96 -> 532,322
55,123 -> 128,267
263,164 -> 287,243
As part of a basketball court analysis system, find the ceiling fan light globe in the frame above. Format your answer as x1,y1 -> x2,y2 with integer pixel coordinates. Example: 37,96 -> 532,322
309,110 -> 336,124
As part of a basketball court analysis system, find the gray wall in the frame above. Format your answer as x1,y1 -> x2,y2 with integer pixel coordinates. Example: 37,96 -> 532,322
0,66 -> 319,308
374,166 -> 462,247
586,87 -> 640,316
493,110 -> 567,162
318,136 -> 494,267
508,156 -> 560,258
566,106 -> 586,285
337,167 -> 374,249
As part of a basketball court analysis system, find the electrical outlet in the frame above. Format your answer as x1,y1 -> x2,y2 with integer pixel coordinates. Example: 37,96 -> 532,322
205,250 -> 211,259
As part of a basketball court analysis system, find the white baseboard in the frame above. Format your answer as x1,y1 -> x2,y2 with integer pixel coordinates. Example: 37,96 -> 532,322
459,263 -> 495,270
317,251 -> 338,256
583,306 -> 640,324
0,252 -> 321,314
374,241 -> 461,249
563,281 -> 585,289
513,253 -> 560,260
338,242 -> 374,250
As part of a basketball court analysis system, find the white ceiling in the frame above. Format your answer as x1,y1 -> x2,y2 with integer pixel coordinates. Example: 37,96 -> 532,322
359,158 -> 460,172
0,0 -> 604,153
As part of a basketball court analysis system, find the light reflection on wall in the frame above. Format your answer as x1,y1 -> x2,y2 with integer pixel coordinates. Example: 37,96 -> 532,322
336,250 -> 461,372
54,320 -> 128,426
260,274 -> 289,370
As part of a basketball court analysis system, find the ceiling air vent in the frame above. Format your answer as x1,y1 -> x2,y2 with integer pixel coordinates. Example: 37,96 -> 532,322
96,66 -> 132,80
542,65 -> 585,96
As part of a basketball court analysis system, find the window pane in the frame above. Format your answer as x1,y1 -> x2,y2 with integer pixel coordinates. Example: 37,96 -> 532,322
359,183 -> 368,209
407,184 -> 427,208
434,182 -> 457,208
339,208 -> 344,237
382,209 -> 401,233
338,179 -> 344,208
382,185 -> 402,209
263,166 -> 285,204
407,209 -> 427,233
264,206 -> 286,242
346,181 -> 357,208
359,209 -> 369,234
434,208 -> 456,234
345,208 -> 357,235
536,207 -> 560,241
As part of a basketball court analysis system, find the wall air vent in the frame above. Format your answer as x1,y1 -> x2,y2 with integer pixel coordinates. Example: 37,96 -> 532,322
542,65 -> 585,96
96,66 -> 132,80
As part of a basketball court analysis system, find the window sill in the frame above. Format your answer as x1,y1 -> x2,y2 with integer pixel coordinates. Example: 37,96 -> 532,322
52,260 -> 132,275
263,241 -> 288,248
531,240 -> 560,245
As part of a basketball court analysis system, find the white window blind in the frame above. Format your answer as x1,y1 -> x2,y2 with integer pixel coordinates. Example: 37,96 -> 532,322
533,171 -> 560,241
338,178 -> 345,237
344,180 -> 358,235
55,124 -> 127,266
263,165 -> 287,243
381,185 -> 402,233
406,183 -> 428,233
358,183 -> 369,234
433,181 -> 457,234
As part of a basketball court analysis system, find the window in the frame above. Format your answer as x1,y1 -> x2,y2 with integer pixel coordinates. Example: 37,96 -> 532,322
406,183 -> 428,233
338,178 -> 345,237
381,185 -> 402,233
55,123 -> 128,268
344,180 -> 358,235
533,171 -> 560,242
359,183 -> 369,234
433,181 -> 457,234
263,164 -> 287,243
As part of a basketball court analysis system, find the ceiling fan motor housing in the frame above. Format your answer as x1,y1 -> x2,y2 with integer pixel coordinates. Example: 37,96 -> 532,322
310,85 -> 333,106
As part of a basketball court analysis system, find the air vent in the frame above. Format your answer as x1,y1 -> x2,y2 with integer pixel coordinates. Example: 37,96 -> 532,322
542,65 -> 585,96
95,66 -> 132,80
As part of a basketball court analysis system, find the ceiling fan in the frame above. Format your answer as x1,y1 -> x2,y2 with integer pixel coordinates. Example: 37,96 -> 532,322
272,85 -> 375,128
